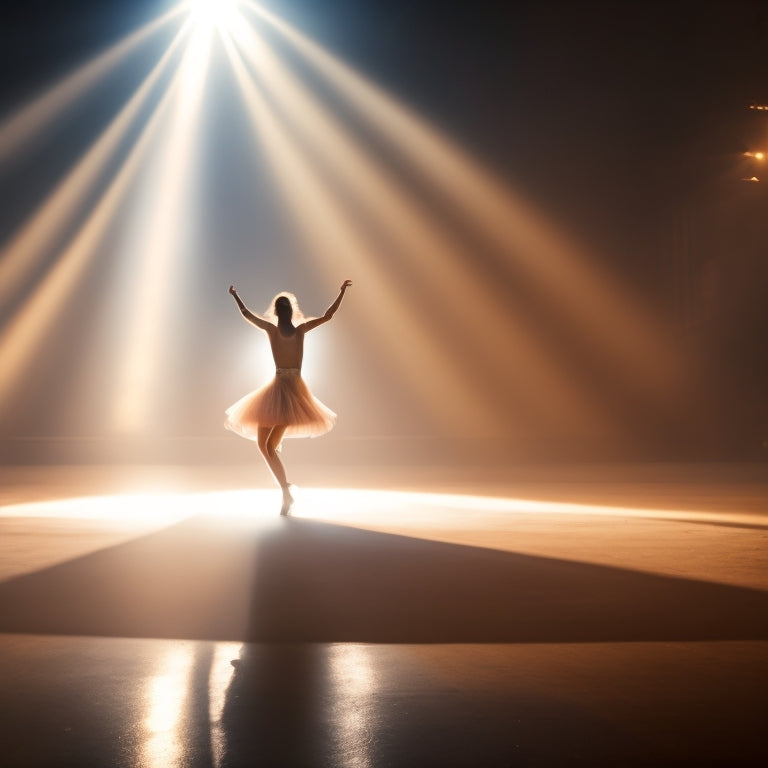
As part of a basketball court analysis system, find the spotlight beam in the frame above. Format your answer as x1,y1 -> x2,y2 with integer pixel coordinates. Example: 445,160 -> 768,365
110,22 -> 213,432
228,19 -> 610,436
222,35 -> 499,435
0,24 -> 191,311
0,6 -> 185,166
246,1 -> 684,403
0,74 -> 182,412
0,0 -> 691,449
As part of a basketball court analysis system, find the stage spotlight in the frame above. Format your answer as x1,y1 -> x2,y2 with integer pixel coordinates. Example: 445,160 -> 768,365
186,0 -> 239,29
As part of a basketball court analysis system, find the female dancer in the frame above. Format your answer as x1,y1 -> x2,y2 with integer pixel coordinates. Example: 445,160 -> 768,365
226,280 -> 352,514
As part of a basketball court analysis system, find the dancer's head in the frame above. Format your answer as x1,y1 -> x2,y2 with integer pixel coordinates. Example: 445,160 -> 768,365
275,296 -> 292,321
267,292 -> 304,324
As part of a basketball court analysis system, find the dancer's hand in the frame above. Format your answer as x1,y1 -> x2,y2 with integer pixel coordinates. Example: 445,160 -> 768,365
340,279 -> 352,291
228,285 -> 237,296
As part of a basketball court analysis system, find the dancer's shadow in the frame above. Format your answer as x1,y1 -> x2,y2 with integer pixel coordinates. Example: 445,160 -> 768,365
245,516 -> 768,642
1,512 -> 767,768
0,512 -> 766,642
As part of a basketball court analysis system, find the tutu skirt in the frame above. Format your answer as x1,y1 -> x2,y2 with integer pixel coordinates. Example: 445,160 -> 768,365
225,368 -> 336,440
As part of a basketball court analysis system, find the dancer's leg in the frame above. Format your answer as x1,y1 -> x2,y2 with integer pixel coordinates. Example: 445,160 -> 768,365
268,426 -> 294,513
257,425 -> 293,514
257,426 -> 289,489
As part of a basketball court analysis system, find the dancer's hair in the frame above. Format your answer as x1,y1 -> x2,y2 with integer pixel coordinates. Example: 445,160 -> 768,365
265,292 -> 306,324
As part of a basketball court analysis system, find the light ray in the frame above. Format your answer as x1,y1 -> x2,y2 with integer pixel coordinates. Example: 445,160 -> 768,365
0,5 -> 185,164
223,31 -> 498,435
228,16 -> 611,437
110,21 -> 213,432
0,0 -> 695,454
0,69 -> 181,412
246,1 -> 685,401
0,23 -> 190,310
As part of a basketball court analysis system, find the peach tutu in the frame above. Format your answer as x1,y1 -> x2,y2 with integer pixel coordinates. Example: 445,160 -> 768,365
225,368 -> 336,440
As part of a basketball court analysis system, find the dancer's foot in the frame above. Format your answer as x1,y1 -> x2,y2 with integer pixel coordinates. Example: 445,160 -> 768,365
280,485 -> 294,516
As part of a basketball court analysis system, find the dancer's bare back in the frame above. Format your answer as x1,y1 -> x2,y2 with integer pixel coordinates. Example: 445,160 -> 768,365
267,325 -> 304,369
228,280 -> 352,371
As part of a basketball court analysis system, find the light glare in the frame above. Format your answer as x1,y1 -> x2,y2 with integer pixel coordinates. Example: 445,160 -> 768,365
187,0 -> 238,29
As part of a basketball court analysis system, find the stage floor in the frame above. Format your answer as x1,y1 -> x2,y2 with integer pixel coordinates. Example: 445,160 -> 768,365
0,464 -> 766,766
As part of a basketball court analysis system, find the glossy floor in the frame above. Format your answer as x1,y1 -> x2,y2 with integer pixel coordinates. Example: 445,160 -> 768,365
0,465 -> 766,766
2,635 -> 767,767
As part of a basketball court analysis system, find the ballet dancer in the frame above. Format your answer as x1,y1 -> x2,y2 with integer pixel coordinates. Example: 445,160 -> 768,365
226,280 -> 352,514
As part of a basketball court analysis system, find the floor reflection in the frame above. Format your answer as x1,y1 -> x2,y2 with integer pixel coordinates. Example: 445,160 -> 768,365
142,644 -> 194,768
328,644 -> 377,768
207,643 -> 380,767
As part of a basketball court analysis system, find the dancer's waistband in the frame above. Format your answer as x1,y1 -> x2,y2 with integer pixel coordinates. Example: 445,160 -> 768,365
276,367 -> 301,375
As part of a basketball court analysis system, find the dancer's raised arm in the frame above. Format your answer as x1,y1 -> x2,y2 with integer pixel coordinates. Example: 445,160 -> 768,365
228,285 -> 272,330
301,280 -> 352,332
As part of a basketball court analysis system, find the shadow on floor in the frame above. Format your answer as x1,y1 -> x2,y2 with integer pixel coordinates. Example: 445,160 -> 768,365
0,514 -> 766,642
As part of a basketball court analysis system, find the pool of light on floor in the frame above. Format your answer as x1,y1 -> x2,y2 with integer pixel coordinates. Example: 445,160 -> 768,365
0,487 -> 764,529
